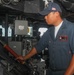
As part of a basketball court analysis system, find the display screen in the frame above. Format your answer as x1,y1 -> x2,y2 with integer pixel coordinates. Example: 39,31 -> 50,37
38,27 -> 48,37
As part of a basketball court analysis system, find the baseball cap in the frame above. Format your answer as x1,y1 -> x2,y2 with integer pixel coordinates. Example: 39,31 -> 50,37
39,2 -> 62,15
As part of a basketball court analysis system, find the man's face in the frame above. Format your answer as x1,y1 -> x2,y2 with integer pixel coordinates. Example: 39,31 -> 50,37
44,12 -> 58,25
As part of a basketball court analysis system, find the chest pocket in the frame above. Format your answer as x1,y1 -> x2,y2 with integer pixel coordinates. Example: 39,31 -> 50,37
58,35 -> 69,45
49,35 -> 69,48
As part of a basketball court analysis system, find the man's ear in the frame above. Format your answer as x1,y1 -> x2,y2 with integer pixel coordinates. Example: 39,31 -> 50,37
55,11 -> 60,17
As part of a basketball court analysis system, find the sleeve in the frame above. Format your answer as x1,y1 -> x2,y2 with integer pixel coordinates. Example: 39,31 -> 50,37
34,30 -> 49,53
69,24 -> 74,54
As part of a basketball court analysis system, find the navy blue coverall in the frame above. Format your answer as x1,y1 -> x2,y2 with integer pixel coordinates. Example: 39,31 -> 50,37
35,19 -> 74,75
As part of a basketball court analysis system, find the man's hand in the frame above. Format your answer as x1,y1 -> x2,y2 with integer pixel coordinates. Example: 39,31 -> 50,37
16,47 -> 37,64
16,55 -> 25,61
64,55 -> 74,75
16,55 -> 26,64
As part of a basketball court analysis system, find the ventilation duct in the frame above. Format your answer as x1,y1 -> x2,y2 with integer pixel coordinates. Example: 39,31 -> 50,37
59,0 -> 74,12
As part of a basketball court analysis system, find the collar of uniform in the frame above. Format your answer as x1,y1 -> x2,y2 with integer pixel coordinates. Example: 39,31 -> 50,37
58,18 -> 68,30
55,21 -> 63,31
54,21 -> 63,38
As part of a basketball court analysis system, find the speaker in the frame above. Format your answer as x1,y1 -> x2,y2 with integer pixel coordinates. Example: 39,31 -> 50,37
24,0 -> 44,14
15,20 -> 28,35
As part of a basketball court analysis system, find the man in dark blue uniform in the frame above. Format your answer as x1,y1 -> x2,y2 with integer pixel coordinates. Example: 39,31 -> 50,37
17,2 -> 74,75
